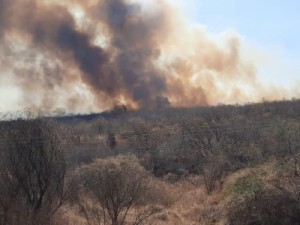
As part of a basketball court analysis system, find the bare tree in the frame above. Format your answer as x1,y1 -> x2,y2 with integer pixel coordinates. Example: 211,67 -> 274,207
74,155 -> 159,225
179,119 -> 218,159
0,113 -> 68,225
201,156 -> 228,194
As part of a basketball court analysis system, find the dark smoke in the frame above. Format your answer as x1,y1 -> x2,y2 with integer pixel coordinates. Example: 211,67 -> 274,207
0,0 -> 293,112
56,23 -> 119,96
100,0 -> 167,105
0,0 -> 11,39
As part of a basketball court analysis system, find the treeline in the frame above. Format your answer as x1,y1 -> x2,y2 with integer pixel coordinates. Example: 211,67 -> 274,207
67,99 -> 300,179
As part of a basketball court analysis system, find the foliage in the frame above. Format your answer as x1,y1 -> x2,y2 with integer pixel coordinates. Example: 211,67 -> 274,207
228,174 -> 262,198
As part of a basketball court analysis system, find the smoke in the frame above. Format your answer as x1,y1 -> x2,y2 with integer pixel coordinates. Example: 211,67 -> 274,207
0,0 -> 298,112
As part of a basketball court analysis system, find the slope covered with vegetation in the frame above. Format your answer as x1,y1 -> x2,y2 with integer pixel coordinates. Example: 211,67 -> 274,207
0,99 -> 299,225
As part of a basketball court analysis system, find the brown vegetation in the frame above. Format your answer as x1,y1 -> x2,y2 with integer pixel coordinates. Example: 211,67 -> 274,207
0,99 -> 299,224
0,113 -> 68,225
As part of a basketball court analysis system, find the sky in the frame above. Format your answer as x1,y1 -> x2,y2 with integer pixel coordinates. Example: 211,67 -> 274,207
171,0 -> 300,87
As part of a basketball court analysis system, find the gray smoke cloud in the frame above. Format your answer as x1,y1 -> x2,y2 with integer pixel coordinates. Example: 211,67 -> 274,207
0,0 -> 294,112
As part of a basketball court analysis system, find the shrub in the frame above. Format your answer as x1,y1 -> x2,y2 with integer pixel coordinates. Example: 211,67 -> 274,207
226,173 -> 300,225
73,155 -> 161,225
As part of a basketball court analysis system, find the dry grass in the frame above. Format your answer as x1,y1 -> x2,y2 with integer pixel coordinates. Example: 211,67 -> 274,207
57,160 -> 278,225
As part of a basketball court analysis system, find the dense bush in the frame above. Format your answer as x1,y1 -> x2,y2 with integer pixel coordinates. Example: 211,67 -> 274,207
227,171 -> 300,225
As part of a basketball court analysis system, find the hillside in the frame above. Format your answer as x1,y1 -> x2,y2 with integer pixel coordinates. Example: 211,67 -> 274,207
0,99 -> 299,225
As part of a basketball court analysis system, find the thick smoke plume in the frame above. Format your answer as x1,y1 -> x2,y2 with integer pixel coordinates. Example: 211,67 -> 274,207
0,0 -> 297,112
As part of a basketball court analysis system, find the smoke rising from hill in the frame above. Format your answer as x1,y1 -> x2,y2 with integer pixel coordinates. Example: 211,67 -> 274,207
0,0 -> 297,112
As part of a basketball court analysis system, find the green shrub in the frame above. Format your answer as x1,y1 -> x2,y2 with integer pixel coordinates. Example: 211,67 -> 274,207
228,174 -> 262,198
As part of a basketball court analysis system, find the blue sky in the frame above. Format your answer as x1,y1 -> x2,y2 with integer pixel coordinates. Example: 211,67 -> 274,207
173,0 -> 300,51
171,0 -> 300,87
